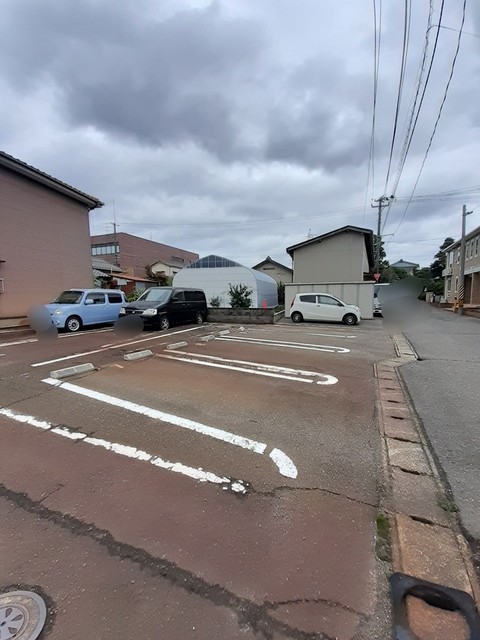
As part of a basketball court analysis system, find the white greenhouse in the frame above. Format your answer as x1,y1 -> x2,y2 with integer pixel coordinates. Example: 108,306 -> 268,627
173,255 -> 278,308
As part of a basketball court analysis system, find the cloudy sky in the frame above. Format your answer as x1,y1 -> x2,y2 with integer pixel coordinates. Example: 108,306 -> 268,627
1,0 -> 480,268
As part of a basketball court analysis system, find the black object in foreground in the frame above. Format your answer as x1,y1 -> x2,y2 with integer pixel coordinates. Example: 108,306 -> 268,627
390,572 -> 480,640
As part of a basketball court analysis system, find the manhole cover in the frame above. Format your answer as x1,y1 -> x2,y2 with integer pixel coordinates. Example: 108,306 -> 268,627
0,592 -> 46,640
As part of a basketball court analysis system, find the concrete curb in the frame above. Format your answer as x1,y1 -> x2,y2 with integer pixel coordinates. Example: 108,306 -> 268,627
50,363 -> 95,379
375,335 -> 479,636
124,350 -> 154,361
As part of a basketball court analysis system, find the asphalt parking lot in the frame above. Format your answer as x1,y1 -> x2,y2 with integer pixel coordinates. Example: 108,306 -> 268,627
0,319 -> 395,639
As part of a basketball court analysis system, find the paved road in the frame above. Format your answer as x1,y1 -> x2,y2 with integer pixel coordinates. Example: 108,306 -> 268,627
0,320 -> 393,639
400,309 -> 480,541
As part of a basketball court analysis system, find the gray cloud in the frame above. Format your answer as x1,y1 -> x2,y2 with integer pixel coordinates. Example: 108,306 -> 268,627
0,0 -> 265,161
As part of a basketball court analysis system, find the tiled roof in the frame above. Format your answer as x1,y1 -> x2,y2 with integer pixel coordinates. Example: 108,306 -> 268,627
0,150 -> 103,209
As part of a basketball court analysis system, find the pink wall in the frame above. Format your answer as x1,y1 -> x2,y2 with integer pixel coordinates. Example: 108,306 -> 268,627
0,167 -> 94,319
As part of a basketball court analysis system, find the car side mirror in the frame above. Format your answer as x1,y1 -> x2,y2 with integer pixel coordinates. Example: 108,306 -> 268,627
172,296 -> 179,302
85,299 -> 94,305
338,302 -> 344,307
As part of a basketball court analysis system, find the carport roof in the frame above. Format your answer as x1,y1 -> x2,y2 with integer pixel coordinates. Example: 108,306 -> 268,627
286,225 -> 375,268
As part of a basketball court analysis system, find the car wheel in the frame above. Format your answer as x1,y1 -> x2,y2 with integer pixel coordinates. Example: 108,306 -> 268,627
65,315 -> 82,333
195,311 -> 204,325
342,313 -> 357,326
291,311 -> 303,323
159,315 -> 170,331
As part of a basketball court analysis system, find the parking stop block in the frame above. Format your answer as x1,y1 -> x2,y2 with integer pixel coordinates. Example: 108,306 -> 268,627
124,349 -> 154,361
50,363 -> 95,379
166,341 -> 188,350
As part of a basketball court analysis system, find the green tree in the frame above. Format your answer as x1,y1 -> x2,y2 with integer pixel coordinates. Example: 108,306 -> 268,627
367,235 -> 389,280
379,266 -> 409,283
430,237 -> 455,279
228,283 -> 252,308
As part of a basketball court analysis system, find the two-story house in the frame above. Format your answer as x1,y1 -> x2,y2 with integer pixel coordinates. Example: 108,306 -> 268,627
286,225 -> 375,283
443,225 -> 480,304
252,256 -> 293,284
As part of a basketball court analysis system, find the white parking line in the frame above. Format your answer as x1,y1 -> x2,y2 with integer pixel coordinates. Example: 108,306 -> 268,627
251,329 -> 357,339
0,407 -> 248,493
0,328 -> 114,348
30,326 -> 204,367
217,335 -> 350,353
161,350 -> 338,385
41,377 -> 298,479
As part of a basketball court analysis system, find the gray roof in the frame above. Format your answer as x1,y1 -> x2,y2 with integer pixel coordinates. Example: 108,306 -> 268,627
391,259 -> 419,268
92,258 -> 123,273
0,150 -> 103,209
252,256 -> 293,273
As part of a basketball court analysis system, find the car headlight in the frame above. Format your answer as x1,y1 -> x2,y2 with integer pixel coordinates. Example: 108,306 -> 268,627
54,309 -> 63,316
119,308 -> 126,315
141,308 -> 158,316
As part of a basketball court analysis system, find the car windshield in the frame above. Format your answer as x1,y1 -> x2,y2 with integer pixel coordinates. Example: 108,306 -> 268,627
136,289 -> 172,303
52,290 -> 83,304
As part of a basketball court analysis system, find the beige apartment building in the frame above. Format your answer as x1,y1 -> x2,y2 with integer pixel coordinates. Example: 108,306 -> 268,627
443,226 -> 480,304
0,151 -> 103,327
286,225 -> 374,283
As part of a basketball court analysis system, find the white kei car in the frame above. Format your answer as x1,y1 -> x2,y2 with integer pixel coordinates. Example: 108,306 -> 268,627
290,293 -> 361,326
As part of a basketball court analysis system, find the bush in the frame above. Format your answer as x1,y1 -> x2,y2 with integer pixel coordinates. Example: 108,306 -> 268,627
126,290 -> 140,302
209,296 -> 222,308
228,283 -> 252,308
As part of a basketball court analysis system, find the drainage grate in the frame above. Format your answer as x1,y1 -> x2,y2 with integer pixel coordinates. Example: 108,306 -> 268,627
0,592 -> 46,640
390,572 -> 480,639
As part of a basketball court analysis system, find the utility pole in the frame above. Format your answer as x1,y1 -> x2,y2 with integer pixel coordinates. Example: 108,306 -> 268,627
371,195 -> 392,276
458,204 -> 472,316
112,198 -> 119,267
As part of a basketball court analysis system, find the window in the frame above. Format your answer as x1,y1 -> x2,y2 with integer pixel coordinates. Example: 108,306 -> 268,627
476,237 -> 479,256
53,290 -> 83,304
318,295 -> 340,306
299,294 -> 316,303
107,293 -> 123,303
86,292 -> 106,304
172,256 -> 185,263
457,251 -> 460,264
91,244 -> 120,256
185,291 -> 196,301
172,291 -> 185,302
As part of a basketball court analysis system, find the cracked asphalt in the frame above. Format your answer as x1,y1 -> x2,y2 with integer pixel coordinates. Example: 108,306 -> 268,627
0,321 -> 394,638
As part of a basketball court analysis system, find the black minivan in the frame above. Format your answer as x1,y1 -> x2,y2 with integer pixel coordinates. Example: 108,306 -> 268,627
119,287 -> 207,331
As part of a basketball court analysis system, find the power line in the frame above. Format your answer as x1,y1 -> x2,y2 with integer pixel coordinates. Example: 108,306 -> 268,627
391,0 -> 467,237
382,0 -> 435,232
364,0 -> 382,224
383,0 -> 411,194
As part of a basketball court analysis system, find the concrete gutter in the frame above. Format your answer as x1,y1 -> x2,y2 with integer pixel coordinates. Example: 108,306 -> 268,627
376,335 -> 480,636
